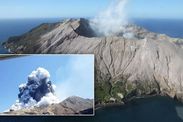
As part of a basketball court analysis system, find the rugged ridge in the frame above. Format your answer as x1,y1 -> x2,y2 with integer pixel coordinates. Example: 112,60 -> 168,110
3,96 -> 93,115
3,18 -> 183,104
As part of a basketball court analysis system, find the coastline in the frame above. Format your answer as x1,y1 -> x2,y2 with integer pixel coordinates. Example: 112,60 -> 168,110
95,102 -> 124,110
95,94 -> 172,110
0,42 -> 11,54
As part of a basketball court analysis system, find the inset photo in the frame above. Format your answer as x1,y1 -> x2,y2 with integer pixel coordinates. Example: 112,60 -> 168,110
0,55 -> 94,116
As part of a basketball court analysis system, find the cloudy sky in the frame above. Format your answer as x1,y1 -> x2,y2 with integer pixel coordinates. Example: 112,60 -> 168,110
0,0 -> 182,19
0,55 -> 94,112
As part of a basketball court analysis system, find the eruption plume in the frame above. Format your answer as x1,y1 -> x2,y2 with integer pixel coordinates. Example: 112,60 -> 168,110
90,0 -> 129,36
10,67 -> 59,111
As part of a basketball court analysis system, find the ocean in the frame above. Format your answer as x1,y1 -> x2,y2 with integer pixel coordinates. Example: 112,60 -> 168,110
1,96 -> 183,122
0,18 -> 62,53
0,18 -> 183,53
133,19 -> 183,38
1,19 -> 183,121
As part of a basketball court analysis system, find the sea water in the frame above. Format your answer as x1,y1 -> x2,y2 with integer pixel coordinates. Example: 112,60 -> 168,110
0,18 -> 62,53
1,96 -> 183,122
0,19 -> 183,121
0,18 -> 183,53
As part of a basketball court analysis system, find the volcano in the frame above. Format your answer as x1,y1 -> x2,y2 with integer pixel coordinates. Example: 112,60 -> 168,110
3,67 -> 93,115
3,18 -> 183,104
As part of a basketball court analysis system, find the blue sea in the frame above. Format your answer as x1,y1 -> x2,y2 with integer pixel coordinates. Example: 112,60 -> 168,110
0,19 -> 183,121
1,96 -> 183,122
133,19 -> 183,38
0,18 -> 183,53
0,18 -> 62,53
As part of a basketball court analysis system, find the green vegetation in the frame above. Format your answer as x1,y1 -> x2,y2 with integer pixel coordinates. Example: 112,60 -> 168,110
95,79 -> 158,104
95,79 -> 133,104
95,81 -> 112,103
111,81 -> 126,102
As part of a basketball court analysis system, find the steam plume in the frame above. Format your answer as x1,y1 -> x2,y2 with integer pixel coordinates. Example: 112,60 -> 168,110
90,0 -> 129,36
10,67 -> 59,111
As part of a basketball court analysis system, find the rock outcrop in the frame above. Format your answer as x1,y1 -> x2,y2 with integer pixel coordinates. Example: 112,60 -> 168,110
3,96 -> 93,115
3,18 -> 183,104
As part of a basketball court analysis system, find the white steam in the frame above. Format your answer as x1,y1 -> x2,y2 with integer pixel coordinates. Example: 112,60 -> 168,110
11,98 -> 37,111
36,93 -> 59,107
28,67 -> 50,82
90,0 -> 129,36
11,93 -> 60,111
10,67 -> 59,111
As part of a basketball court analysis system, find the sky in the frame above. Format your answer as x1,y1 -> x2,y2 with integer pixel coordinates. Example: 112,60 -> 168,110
0,0 -> 183,19
0,55 -> 94,112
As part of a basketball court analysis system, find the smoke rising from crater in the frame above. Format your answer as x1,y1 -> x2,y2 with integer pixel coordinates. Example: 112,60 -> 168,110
90,0 -> 129,36
10,67 -> 59,111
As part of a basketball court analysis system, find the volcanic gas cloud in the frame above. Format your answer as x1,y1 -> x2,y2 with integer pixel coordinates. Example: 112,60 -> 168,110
90,0 -> 129,36
10,67 -> 59,111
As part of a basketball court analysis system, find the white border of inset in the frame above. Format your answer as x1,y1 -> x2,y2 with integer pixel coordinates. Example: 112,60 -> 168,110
0,54 -> 95,117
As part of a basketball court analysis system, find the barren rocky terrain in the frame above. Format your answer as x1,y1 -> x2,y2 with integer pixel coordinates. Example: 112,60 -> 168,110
3,18 -> 183,104
2,96 -> 93,115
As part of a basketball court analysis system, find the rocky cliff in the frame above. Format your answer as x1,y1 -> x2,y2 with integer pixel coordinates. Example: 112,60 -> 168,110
3,18 -> 183,104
